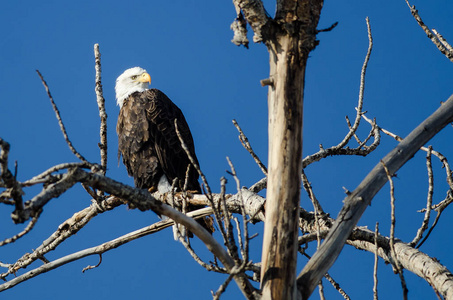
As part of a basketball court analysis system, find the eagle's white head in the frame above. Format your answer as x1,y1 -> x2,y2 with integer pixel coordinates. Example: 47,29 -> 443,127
115,67 -> 151,107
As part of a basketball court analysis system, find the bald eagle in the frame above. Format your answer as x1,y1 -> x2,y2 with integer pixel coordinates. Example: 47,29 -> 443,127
116,67 -> 212,234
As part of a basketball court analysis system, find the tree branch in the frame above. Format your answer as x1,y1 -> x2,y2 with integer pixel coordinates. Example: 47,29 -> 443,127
0,216 -> 181,292
11,167 -> 85,223
93,44 -> 107,175
36,70 -> 90,164
382,161 -> 408,299
232,0 -> 271,43
233,119 -> 267,175
1,197 -> 124,281
404,0 -> 453,63
231,1 -> 249,48
409,146 -> 434,247
373,223 -> 379,300
297,93 -> 453,298
299,208 -> 453,299
0,209 -> 42,247
77,169 -> 259,299
0,138 -> 24,212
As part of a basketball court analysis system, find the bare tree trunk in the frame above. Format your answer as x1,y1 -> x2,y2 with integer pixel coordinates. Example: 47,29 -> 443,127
261,34 -> 306,300
260,1 -> 324,299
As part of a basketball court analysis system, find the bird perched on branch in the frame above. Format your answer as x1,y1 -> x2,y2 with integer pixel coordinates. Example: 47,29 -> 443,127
115,66 -> 213,236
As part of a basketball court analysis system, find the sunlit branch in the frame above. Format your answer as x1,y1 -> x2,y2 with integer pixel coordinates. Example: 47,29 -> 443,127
0,138 -> 24,212
1,197 -> 123,281
233,119 -> 267,175
93,44 -> 107,175
373,222 -> 379,300
0,209 -> 42,247
404,0 -> 453,62
382,161 -> 408,299
409,146 -> 434,247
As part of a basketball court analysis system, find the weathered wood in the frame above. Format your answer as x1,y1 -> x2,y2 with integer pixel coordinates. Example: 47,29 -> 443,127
258,1 -> 324,299
261,34 -> 306,300
297,94 -> 453,299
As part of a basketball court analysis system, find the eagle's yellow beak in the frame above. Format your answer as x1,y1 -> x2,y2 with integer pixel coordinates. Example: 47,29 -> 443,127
139,72 -> 151,84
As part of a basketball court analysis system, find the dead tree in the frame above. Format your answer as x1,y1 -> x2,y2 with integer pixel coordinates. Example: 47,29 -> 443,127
1,1 -> 453,300
231,1 -> 324,298
231,1 -> 453,299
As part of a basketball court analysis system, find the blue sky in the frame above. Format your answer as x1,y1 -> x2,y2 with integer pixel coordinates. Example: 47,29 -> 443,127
1,1 -> 453,299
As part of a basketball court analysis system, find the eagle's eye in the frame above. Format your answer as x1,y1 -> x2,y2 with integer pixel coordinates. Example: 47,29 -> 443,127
131,75 -> 138,80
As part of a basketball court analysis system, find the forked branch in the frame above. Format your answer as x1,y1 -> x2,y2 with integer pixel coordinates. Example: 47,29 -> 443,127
297,93 -> 453,299
405,0 -> 453,62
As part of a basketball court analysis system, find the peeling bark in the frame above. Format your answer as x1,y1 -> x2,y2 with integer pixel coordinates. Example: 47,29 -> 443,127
258,1 -> 324,299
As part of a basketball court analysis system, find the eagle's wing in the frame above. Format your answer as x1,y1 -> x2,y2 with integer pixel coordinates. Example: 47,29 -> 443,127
117,88 -> 212,234
117,92 -> 162,189
143,89 -> 201,192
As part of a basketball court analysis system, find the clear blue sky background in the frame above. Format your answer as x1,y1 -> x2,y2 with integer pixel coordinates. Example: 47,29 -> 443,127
1,1 -> 452,299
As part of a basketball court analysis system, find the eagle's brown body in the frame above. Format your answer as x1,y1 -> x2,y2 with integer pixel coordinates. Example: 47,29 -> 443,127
115,67 -> 213,236
117,88 -> 200,193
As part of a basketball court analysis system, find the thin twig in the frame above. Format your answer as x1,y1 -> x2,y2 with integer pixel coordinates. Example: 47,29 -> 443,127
82,254 -> 102,273
81,183 -> 98,199
212,274 -> 235,300
222,179 -> 239,263
219,177 -> 233,249
174,119 -> 212,196
183,163 -> 191,192
0,138 -> 9,177
336,17 -> 373,149
301,170 -> 324,214
233,217 -> 245,261
232,119 -> 267,175
318,280 -> 326,300
409,146 -> 434,247
301,19 -> 379,169
428,189 -> 453,212
36,70 -> 89,164
0,262 -> 11,269
302,252 -> 350,299
363,112 -> 453,190
416,190 -> 452,249
21,162 -> 91,187
432,29 -> 453,53
302,119 -> 380,168
404,0 -> 453,62
373,222 -> 379,300
316,22 -> 339,33
0,138 -> 24,211
94,44 -> 107,175
248,177 -> 267,193
381,161 -> 408,300
345,115 -> 363,145
323,273 -> 350,300
301,170 -> 323,249
227,157 -> 249,264
175,227 -> 224,273
0,209 -> 42,247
